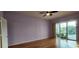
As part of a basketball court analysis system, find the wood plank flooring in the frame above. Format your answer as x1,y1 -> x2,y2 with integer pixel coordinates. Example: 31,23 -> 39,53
9,38 -> 56,48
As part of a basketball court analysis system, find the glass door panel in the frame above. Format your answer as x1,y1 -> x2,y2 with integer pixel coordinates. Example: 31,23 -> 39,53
67,40 -> 77,48
60,22 -> 67,48
60,22 -> 67,39
60,39 -> 67,48
68,21 -> 76,40
67,21 -> 77,48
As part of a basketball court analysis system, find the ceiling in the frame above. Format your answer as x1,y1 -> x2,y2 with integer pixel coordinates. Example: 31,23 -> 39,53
15,11 -> 79,20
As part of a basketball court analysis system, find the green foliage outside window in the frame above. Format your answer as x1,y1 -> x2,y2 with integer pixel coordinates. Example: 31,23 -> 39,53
68,26 -> 76,35
56,26 -> 75,39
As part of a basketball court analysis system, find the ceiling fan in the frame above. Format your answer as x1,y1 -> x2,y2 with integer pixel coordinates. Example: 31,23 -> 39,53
40,11 -> 58,17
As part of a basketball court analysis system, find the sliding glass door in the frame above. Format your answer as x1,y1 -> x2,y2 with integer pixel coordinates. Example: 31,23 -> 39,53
67,21 -> 77,48
56,20 -> 77,48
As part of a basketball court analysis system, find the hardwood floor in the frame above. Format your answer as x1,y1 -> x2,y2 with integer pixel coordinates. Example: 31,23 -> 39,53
9,38 -> 56,48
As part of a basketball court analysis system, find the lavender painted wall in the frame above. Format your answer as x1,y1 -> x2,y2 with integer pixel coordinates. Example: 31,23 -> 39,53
0,11 -> 3,17
4,12 -> 51,46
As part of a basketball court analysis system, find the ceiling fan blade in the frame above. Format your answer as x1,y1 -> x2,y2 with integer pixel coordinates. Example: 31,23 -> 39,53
40,11 -> 47,14
50,11 -> 58,13
40,11 -> 58,17
43,14 -> 46,17
40,11 -> 44,14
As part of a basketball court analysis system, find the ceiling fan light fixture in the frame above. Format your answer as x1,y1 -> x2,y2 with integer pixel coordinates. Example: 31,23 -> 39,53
40,11 -> 58,17
46,13 -> 50,16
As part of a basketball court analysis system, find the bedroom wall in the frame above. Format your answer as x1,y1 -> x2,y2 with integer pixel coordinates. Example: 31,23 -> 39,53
0,11 -> 3,48
0,11 -> 3,17
4,12 -> 52,46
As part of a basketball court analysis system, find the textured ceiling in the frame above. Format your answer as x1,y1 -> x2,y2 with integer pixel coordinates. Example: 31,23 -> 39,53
15,11 -> 78,20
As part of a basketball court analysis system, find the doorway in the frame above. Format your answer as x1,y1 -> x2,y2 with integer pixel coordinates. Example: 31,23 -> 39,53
56,20 -> 77,48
